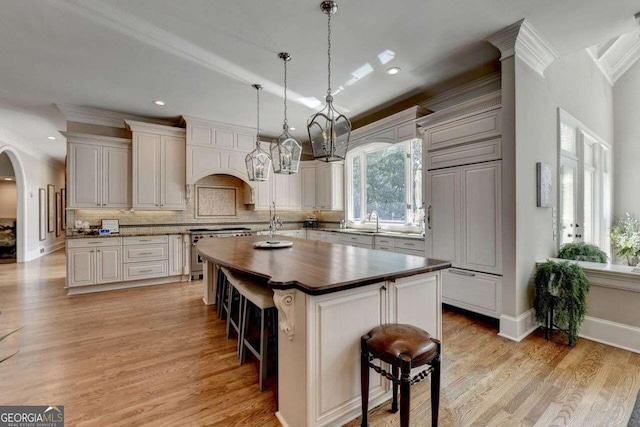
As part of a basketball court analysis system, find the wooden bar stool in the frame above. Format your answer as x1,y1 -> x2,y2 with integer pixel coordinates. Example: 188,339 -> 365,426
237,279 -> 277,392
219,268 -> 244,358
360,324 -> 441,427
215,265 -> 229,319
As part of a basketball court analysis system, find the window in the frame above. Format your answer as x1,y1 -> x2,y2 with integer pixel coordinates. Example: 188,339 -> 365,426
558,110 -> 611,251
346,139 -> 423,226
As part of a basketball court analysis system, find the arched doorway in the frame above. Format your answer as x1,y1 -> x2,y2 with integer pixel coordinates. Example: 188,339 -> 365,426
0,146 -> 27,263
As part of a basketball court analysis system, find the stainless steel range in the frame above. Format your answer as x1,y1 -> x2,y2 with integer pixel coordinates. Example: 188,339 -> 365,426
190,227 -> 255,279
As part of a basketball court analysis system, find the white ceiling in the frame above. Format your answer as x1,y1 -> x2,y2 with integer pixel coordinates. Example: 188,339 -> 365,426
0,0 -> 638,163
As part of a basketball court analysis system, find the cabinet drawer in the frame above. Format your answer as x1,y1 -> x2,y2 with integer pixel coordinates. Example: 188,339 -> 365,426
68,237 -> 122,248
123,235 -> 168,245
442,269 -> 501,318
375,236 -> 397,247
427,138 -> 501,169
395,239 -> 425,251
375,245 -> 395,252
123,244 -> 168,262
425,109 -> 502,151
123,260 -> 168,281
340,234 -> 374,245
307,231 -> 326,242
345,242 -> 373,249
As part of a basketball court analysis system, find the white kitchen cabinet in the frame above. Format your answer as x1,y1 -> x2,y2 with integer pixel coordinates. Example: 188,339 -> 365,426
427,168 -> 461,266
67,244 -> 122,287
127,121 -> 186,210
442,269 -> 501,318
460,161 -> 502,274
169,234 -> 189,276
300,161 -> 344,211
66,134 -> 131,209
300,163 -> 317,210
251,172 -> 302,211
96,246 -> 123,284
423,108 -> 502,151
427,162 -> 501,274
392,273 -> 441,339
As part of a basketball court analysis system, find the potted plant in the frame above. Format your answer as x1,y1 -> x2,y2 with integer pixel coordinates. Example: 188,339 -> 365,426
610,213 -> 640,266
534,260 -> 590,346
557,242 -> 608,263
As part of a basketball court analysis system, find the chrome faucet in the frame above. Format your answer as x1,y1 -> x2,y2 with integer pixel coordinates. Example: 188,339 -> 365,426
269,202 -> 283,241
368,211 -> 380,232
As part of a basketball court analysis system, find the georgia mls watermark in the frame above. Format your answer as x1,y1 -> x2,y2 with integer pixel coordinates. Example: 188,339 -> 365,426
0,406 -> 64,427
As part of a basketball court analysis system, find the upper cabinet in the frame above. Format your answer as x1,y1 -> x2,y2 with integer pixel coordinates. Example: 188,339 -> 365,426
246,171 -> 302,211
299,161 -> 344,211
66,133 -> 131,209
126,121 -> 186,211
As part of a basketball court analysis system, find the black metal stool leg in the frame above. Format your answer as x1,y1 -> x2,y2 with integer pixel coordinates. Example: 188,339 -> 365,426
399,354 -> 412,427
360,335 -> 370,427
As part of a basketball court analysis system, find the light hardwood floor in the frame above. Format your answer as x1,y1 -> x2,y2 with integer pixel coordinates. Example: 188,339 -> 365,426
1,251 -> 639,426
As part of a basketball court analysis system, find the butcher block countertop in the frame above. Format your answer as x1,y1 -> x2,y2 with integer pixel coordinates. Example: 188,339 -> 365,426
196,235 -> 450,295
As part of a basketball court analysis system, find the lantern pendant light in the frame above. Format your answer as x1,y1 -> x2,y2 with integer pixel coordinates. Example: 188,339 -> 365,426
307,0 -> 351,162
245,84 -> 272,181
271,52 -> 302,174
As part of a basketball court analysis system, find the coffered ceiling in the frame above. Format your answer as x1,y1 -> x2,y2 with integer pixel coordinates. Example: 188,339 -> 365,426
0,0 -> 638,162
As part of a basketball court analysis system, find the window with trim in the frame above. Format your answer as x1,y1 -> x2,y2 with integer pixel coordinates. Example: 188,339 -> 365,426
346,139 -> 423,225
558,110 -> 611,252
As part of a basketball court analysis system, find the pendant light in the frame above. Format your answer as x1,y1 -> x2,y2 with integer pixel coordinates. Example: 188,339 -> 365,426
271,52 -> 302,174
307,0 -> 351,162
245,84 -> 272,181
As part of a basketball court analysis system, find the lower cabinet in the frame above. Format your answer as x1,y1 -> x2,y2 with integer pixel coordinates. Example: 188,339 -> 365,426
441,269 -> 502,318
303,271 -> 441,426
66,234 -> 189,292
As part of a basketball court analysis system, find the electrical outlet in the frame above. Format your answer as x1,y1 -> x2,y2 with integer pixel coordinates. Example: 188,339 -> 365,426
40,248 -> 44,253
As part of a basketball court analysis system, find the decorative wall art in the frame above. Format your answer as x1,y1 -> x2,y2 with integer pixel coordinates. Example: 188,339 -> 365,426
55,192 -> 61,237
195,186 -> 237,218
536,162 -> 552,208
60,188 -> 66,230
39,188 -> 46,241
47,184 -> 55,232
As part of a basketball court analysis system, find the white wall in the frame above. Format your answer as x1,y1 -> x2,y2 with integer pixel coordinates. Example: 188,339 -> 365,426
0,131 -> 66,262
613,58 -> 640,219
509,49 -> 614,317
0,180 -> 17,218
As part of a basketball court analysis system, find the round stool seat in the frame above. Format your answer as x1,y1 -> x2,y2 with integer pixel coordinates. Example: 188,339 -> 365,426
365,324 -> 438,365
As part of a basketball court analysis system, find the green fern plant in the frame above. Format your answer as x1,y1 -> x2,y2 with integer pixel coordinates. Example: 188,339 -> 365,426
557,242 -> 608,263
0,311 -> 21,364
534,260 -> 590,345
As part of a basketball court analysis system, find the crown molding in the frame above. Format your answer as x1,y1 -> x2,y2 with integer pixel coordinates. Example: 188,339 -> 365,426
350,106 -> 429,140
0,127 -> 65,171
124,120 -> 185,136
180,115 -> 256,134
421,72 -> 502,112
610,38 -> 640,82
487,19 -> 559,77
56,103 -> 178,129
586,48 -> 615,86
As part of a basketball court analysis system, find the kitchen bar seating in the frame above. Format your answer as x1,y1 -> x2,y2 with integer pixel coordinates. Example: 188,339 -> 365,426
361,324 -> 441,427
219,266 -> 277,391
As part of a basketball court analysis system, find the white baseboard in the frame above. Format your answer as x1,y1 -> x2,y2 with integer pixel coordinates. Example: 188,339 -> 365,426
579,316 -> 640,354
25,240 -> 66,262
498,308 -> 538,341
275,412 -> 290,427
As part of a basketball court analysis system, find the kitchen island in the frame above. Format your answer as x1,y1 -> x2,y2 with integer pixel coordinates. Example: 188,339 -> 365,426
197,235 -> 450,427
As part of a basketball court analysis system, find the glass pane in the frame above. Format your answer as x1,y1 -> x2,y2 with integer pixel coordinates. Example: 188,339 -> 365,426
351,156 -> 361,221
583,142 -> 594,167
583,170 -> 594,243
560,162 -> 577,246
411,139 -> 423,225
560,123 -> 576,154
366,144 -> 406,222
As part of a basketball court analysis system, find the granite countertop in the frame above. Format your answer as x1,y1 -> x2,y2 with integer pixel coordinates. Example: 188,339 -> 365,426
66,230 -> 189,239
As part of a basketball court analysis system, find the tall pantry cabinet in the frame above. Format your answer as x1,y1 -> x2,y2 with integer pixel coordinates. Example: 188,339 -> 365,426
420,100 -> 503,319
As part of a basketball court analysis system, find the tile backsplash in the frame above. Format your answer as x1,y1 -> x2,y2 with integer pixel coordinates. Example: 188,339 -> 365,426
68,174 -> 343,232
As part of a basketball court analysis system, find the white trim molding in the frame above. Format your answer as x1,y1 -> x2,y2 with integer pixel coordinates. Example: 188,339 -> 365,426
422,72 -> 502,112
579,316 -> 640,354
487,19 -> 560,77
57,103 -> 177,129
498,308 -> 538,341
25,241 -> 66,262
0,127 -> 64,171
585,30 -> 640,85
416,90 -> 502,130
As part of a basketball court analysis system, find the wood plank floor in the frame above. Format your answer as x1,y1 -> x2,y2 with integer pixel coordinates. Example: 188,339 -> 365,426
1,251 -> 639,426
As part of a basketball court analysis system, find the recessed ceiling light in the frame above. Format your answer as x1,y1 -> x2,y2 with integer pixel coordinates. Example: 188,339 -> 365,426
47,136 -> 56,140
153,100 -> 166,106
289,127 -> 296,131
386,67 -> 401,75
